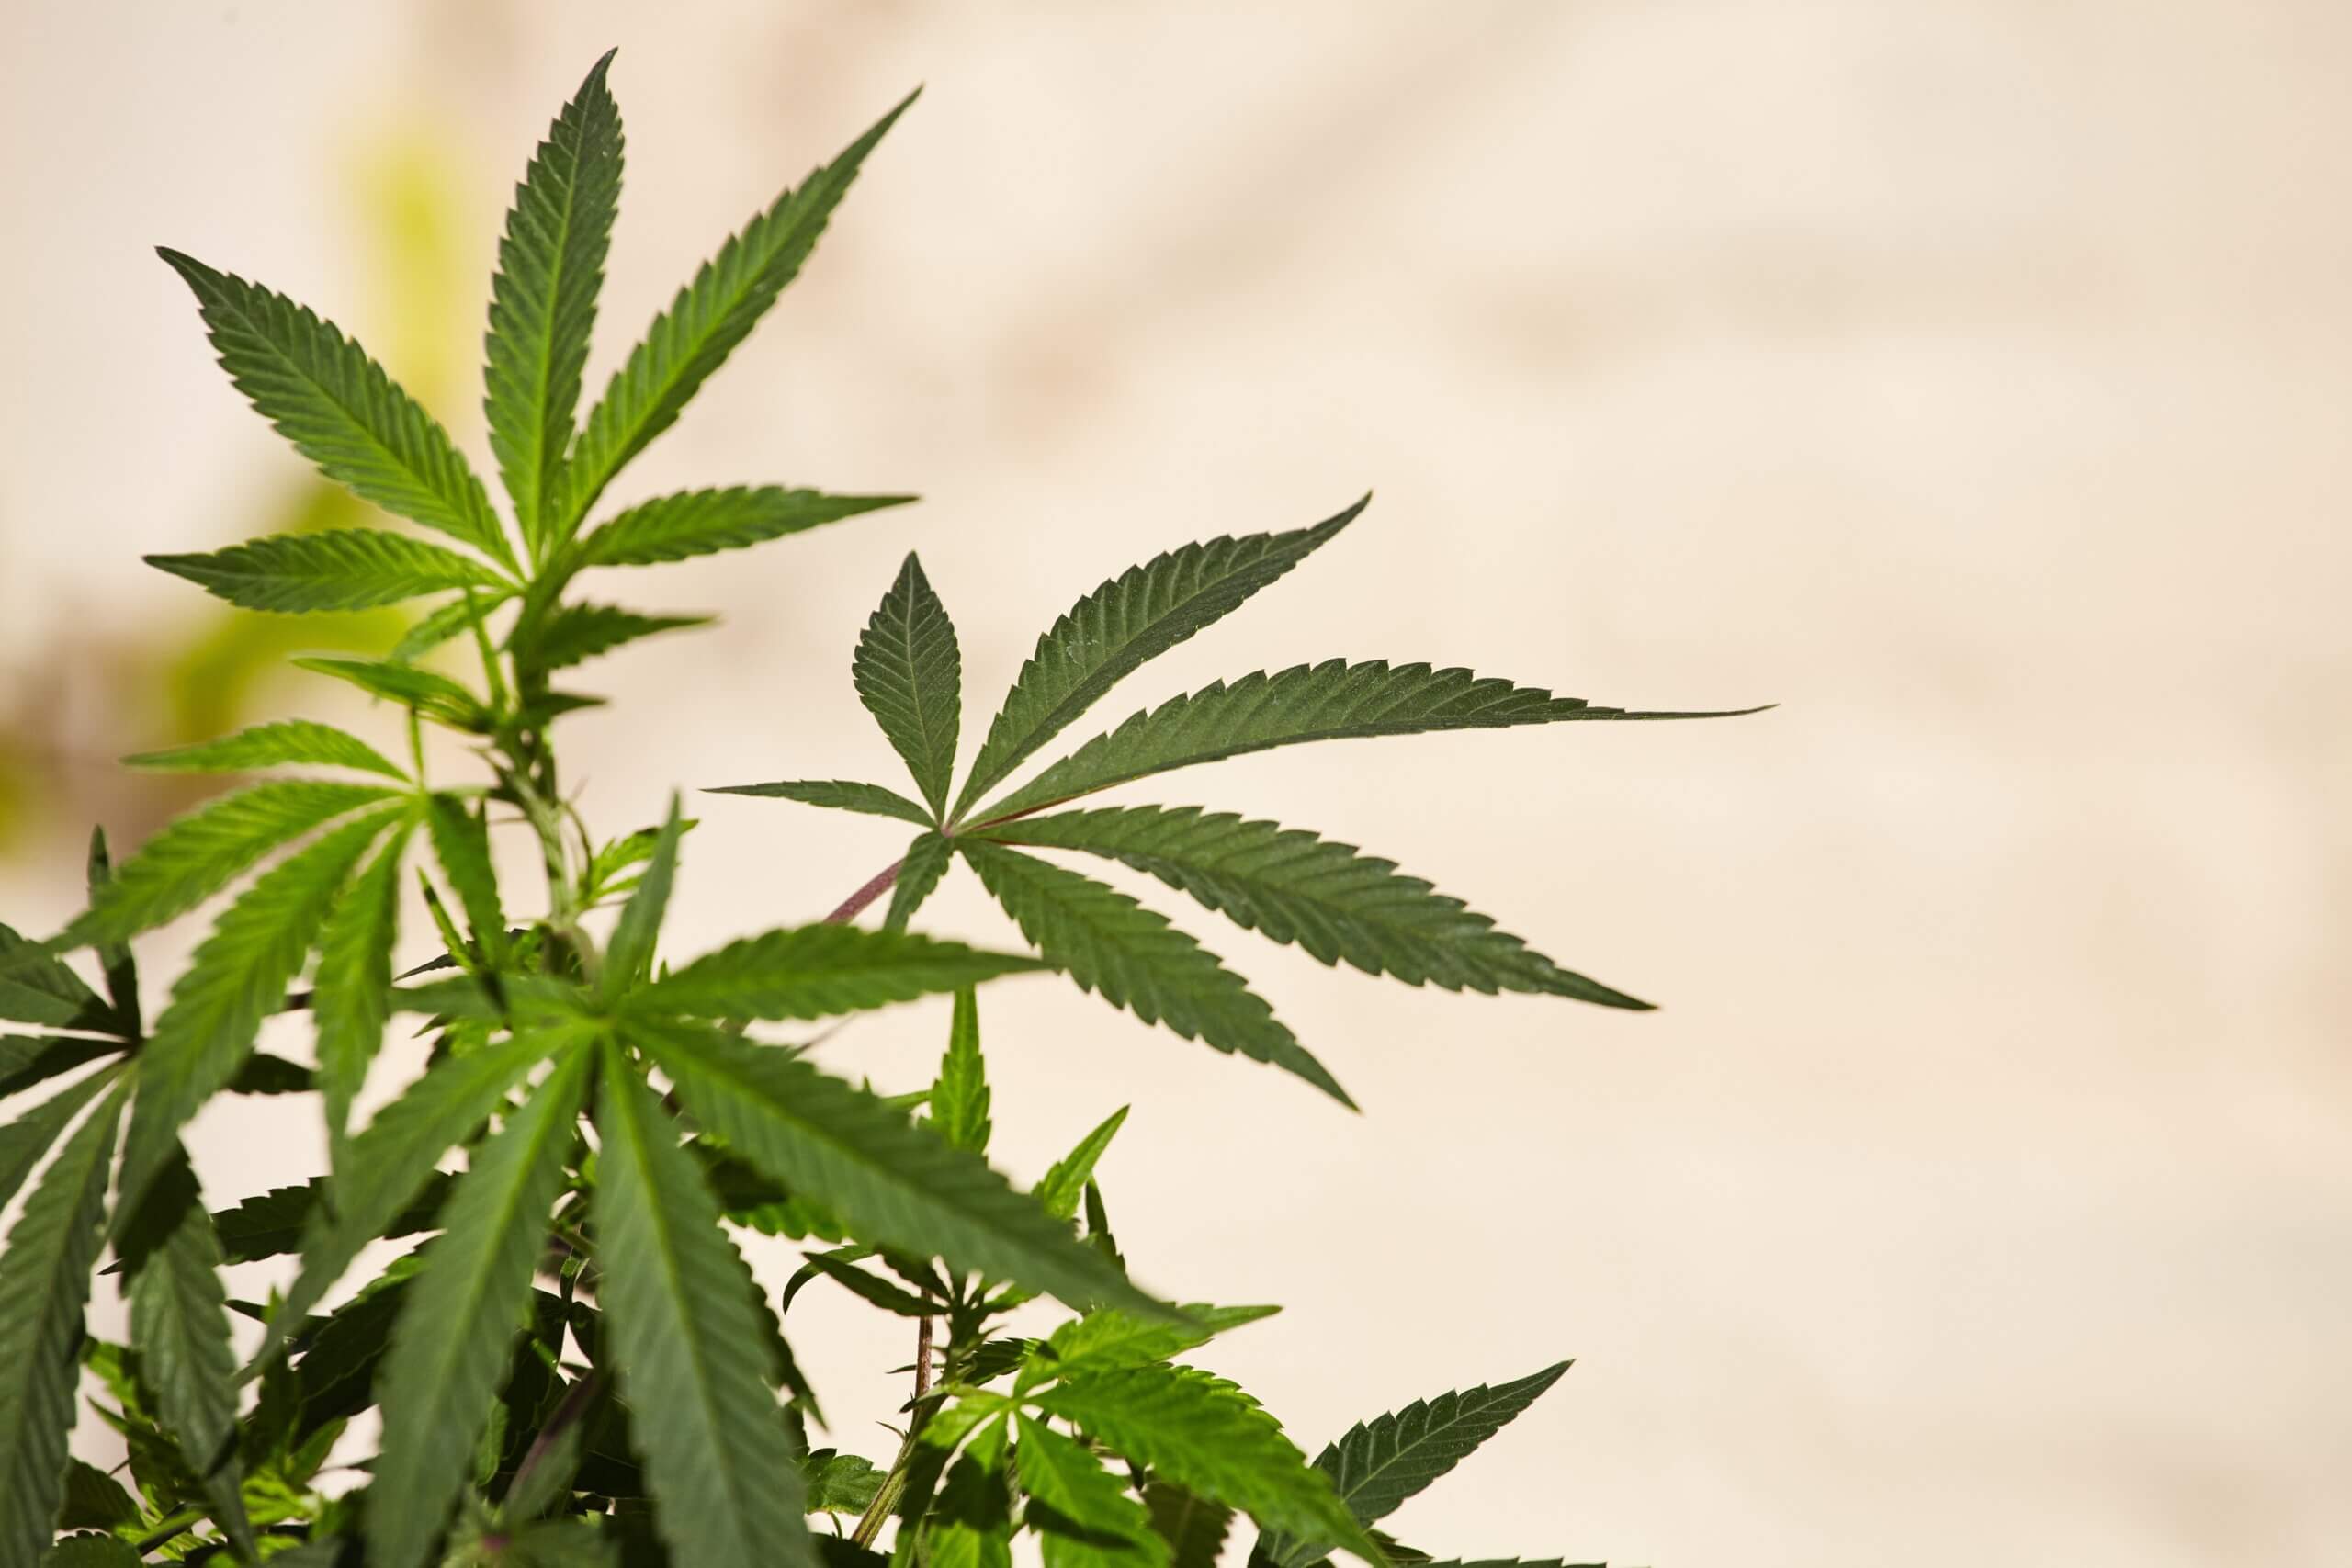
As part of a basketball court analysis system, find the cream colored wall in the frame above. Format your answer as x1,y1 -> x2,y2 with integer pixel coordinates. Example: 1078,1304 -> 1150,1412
3,3 -> 2347,1563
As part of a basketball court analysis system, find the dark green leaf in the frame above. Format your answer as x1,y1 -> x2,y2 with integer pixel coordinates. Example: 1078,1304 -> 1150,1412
1034,1365 -> 1378,1567
928,987 -> 989,1154
530,603 -> 710,671
635,1020 -> 1159,1317
54,1459 -> 139,1529
157,247 -> 514,570
147,528 -> 510,613
56,781 -> 399,952
632,923 -> 1044,1022
223,1050 -> 314,1094
0,1067 -> 122,1215
390,589 -> 514,664
956,840 -> 1351,1107
591,1037 -> 807,1568
291,657 -> 492,731
487,49 -> 625,558
703,778 -> 933,828
40,1537 -> 140,1567
1259,1364 -> 1570,1568
119,807 -> 398,1210
0,924 -> 106,1032
272,1027 -> 569,1347
982,660 -> 1766,821
603,796 -> 683,994
955,498 -> 1363,819
574,487 -> 910,569
121,718 -> 407,781
854,553 -> 960,819
1144,1485 -> 1233,1568
883,830 -> 953,934
371,1046 -> 595,1568
312,817 -> 417,1143
559,93 -> 917,525
118,1152 -> 254,1558
0,1075 -> 126,1568
84,831 -> 139,1036
207,1170 -> 451,1266
0,1036 -> 117,1103
982,806 -> 1645,1008
795,1248 -> 934,1317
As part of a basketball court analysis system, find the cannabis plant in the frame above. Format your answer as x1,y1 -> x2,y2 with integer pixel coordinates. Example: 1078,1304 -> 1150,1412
0,52 -> 1755,1568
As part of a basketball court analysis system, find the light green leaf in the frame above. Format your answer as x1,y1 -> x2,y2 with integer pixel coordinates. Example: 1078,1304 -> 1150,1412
634,1020 -> 1159,1318
0,1067 -> 122,1215
1023,1305 -> 1279,1392
854,553 -> 960,818
590,1037 -> 807,1568
883,830 -> 953,934
390,589 -> 514,664
291,657 -> 492,731
1144,1485 -> 1233,1568
0,922 -> 107,1032
371,1045 -> 594,1568
157,247 -> 514,570
425,794 -> 506,967
981,660 -> 1766,821
632,923 -> 1044,1022
981,806 -> 1645,1009
604,796 -> 684,995
123,719 -> 408,781
119,807 -> 398,1210
929,987 -> 989,1154
486,49 -> 625,559
146,528 -> 510,614
530,603 -> 710,671
0,1074 -> 125,1568
1017,1413 -> 1169,1568
271,1027 -> 566,1349
922,1415 -> 1011,1568
1034,1106 -> 1128,1224
559,92 -> 916,526
118,1152 -> 254,1559
803,1448 -> 887,1515
312,816 -> 417,1145
56,781 -> 399,952
1033,1365 -> 1379,1567
955,498 -> 1364,819
1259,1364 -> 1570,1568
703,778 -> 933,828
956,840 -> 1350,1108
573,486 -> 911,569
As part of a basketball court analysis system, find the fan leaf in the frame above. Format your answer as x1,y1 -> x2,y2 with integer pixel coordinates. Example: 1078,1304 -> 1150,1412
956,840 -> 1351,1107
486,49 -> 625,559
853,553 -> 960,819
311,817 -> 417,1145
956,498 -> 1363,819
118,807 -> 399,1210
980,806 -> 1645,1008
928,987 -> 989,1155
590,1037 -> 808,1568
883,830 -> 953,934
983,660 -> 1763,820
56,781 -> 399,952
370,1046 -> 594,1568
631,923 -> 1043,1022
157,247 -> 514,570
146,529 -> 510,614
0,1074 -> 126,1568
634,1020 -> 1159,1318
122,718 -> 407,781
530,603 -> 710,671
559,93 -> 916,527
704,778 -> 933,827
1257,1362 -> 1569,1568
574,486 -> 911,569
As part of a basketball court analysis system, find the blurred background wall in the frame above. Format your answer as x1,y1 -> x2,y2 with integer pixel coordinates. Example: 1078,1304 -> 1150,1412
4,3 -> 2347,1563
